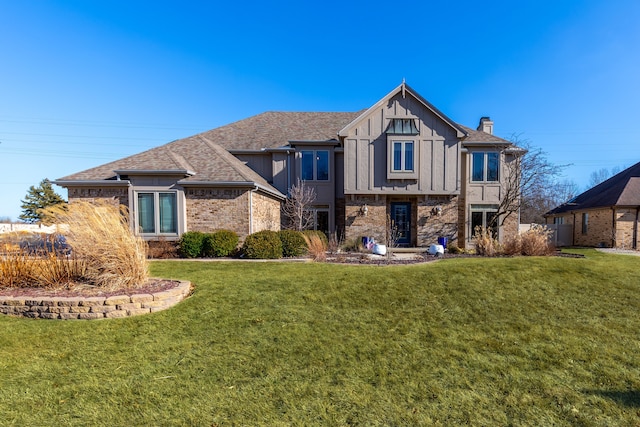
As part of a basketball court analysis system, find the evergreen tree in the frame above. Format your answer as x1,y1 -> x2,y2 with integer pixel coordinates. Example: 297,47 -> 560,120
19,179 -> 67,224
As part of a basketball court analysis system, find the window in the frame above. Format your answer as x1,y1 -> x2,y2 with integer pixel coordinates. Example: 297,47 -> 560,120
554,217 -> 565,225
471,204 -> 499,235
582,212 -> 588,234
472,152 -> 499,182
392,141 -> 414,172
301,150 -> 329,181
137,192 -> 177,235
307,208 -> 329,237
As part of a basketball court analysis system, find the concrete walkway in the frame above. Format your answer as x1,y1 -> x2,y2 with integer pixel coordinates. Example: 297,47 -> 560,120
596,248 -> 640,256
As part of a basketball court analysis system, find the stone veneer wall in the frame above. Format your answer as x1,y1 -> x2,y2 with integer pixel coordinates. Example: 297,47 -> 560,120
0,281 -> 191,320
251,192 -> 281,233
67,187 -> 129,208
416,196 -> 458,247
344,196 -> 387,244
185,188 -> 251,238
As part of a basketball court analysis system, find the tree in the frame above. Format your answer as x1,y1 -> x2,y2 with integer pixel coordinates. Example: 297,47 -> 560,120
587,166 -> 622,189
19,179 -> 67,224
491,136 -> 570,227
282,179 -> 316,231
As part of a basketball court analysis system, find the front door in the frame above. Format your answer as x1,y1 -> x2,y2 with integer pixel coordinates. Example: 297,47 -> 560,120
390,202 -> 411,246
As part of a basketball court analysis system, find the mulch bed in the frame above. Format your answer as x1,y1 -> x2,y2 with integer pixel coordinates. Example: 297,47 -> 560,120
0,279 -> 182,299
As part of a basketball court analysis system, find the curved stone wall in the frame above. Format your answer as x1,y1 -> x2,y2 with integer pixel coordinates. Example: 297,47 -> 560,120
0,280 -> 191,320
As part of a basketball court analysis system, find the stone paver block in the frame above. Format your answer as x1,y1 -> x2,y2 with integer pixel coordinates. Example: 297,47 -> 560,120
47,306 -> 70,314
130,294 -> 153,303
3,298 -> 26,306
127,308 -> 151,316
59,313 -> 80,320
39,313 -> 59,319
116,302 -> 141,311
69,306 -> 91,313
105,296 -> 130,306
79,297 -> 106,307
90,305 -> 117,314
105,310 -> 128,319
78,312 -> 105,320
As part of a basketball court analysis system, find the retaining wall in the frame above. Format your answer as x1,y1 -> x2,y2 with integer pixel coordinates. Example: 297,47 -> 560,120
0,280 -> 191,320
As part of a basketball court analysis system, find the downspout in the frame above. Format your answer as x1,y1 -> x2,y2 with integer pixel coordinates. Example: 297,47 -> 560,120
249,187 -> 255,235
572,212 -> 576,246
612,207 -> 616,248
634,207 -> 639,249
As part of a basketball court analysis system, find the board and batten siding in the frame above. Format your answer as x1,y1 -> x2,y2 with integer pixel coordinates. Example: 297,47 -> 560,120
343,93 -> 461,195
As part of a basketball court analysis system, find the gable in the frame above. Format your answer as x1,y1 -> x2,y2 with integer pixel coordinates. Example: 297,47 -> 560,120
339,83 -> 467,139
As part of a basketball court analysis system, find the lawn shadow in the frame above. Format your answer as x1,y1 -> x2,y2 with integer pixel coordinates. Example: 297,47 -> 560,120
585,390 -> 640,407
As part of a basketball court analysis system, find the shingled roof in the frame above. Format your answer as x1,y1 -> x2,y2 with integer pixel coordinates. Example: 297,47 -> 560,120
546,161 -> 640,215
57,109 -> 506,190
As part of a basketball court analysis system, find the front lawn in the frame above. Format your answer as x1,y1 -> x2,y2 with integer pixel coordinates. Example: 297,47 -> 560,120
1,250 -> 640,425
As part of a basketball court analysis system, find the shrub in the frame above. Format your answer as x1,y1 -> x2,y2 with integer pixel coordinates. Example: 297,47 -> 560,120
278,230 -> 307,258
340,236 -> 364,253
178,231 -> 205,258
473,227 -> 500,257
302,232 -> 328,262
504,225 -> 555,256
447,244 -> 464,254
242,230 -> 283,259
202,230 -> 239,258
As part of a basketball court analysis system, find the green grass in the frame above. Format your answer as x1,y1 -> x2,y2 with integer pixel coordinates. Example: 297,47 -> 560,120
2,250 -> 640,425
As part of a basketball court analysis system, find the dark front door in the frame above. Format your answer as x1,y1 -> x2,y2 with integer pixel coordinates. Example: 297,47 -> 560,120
390,202 -> 411,246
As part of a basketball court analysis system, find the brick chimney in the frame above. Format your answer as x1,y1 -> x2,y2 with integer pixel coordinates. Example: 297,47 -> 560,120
477,116 -> 494,135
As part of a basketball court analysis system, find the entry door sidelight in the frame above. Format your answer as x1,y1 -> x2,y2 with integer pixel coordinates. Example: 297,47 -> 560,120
390,202 -> 411,246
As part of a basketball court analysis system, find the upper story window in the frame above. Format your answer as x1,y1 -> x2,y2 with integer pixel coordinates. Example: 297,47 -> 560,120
472,152 -> 499,182
301,150 -> 329,181
392,141 -> 414,172
386,118 -> 419,135
137,191 -> 177,235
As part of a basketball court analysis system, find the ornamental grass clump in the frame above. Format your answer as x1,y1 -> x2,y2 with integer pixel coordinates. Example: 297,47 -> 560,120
504,224 -> 556,256
302,232 -> 327,262
472,226 -> 500,256
52,201 -> 148,290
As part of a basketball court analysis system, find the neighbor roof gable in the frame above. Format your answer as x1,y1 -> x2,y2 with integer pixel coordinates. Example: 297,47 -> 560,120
547,161 -> 640,215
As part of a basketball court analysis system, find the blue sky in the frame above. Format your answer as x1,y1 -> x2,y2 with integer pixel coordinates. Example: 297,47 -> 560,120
1,1 -> 639,220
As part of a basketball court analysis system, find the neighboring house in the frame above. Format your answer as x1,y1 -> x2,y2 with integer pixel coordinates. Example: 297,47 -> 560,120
545,161 -> 640,249
55,82 -> 521,248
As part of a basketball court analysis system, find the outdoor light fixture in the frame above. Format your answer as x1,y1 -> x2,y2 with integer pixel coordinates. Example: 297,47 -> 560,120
432,206 -> 443,217
360,204 -> 369,216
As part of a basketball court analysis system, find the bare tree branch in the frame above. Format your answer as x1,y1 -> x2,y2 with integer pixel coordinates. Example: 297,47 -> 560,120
282,179 -> 317,231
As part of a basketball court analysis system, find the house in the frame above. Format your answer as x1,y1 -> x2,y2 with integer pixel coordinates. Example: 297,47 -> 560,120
55,82 -> 521,248
545,161 -> 640,249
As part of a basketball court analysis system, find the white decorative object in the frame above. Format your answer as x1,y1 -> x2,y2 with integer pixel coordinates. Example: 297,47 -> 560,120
428,244 -> 444,256
372,244 -> 387,256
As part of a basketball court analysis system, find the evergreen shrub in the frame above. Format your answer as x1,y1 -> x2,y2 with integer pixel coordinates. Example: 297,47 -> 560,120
178,231 -> 205,258
278,230 -> 307,257
242,230 -> 282,259
202,230 -> 239,257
